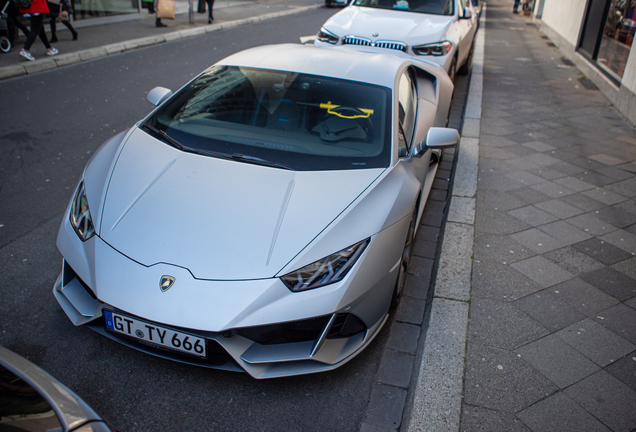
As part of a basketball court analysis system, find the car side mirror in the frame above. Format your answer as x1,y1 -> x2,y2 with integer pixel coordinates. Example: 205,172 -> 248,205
461,6 -> 472,19
147,86 -> 172,106
413,127 -> 459,157
425,127 -> 460,149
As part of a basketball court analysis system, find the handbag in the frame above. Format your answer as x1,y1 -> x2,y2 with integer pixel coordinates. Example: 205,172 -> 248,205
12,0 -> 34,9
57,10 -> 69,21
155,0 -> 175,19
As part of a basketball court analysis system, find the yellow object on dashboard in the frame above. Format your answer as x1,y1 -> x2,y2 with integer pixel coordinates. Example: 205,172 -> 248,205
320,102 -> 374,119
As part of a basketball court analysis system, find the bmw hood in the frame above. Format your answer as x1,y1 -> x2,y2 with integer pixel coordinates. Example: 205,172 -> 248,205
324,7 -> 453,45
97,128 -> 384,280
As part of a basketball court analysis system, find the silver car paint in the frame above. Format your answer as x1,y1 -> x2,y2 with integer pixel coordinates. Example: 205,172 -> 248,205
98,129 -> 386,280
53,45 -> 455,378
0,345 -> 109,431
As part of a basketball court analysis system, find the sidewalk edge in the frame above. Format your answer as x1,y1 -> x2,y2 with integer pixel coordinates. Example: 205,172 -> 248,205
405,7 -> 485,432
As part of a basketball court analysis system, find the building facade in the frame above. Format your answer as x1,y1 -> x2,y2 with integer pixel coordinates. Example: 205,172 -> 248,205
537,0 -> 636,126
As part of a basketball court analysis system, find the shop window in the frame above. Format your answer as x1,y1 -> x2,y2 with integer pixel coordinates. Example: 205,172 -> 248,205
579,0 -> 635,82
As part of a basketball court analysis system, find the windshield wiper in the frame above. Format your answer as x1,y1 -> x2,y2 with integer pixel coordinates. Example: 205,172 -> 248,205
141,125 -> 296,169
142,124 -> 234,162
141,124 -> 184,150
230,153 -> 295,170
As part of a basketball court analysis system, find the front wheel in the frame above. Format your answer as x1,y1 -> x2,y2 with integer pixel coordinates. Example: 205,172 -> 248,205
448,56 -> 457,83
390,206 -> 418,310
0,37 -> 11,54
458,44 -> 474,75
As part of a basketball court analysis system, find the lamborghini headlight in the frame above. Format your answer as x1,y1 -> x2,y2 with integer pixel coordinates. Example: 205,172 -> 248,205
281,239 -> 369,292
70,180 -> 95,241
317,27 -> 339,44
412,41 -> 452,56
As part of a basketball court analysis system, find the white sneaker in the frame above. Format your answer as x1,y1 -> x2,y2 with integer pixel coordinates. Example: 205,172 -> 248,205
19,48 -> 35,61
47,47 -> 59,56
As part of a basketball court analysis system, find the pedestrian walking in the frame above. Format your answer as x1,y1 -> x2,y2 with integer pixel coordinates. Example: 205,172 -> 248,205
47,0 -> 78,42
205,0 -> 213,23
18,0 -> 58,61
142,0 -> 166,27
513,0 -> 520,13
4,1 -> 30,41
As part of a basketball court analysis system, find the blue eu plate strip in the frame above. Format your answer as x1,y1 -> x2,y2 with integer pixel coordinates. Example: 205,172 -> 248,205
104,310 -> 114,330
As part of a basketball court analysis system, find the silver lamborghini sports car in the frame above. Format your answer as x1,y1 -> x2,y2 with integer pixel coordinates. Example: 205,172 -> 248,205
53,44 -> 458,379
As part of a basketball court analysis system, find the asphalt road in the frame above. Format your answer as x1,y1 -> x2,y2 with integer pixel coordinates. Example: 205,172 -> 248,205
0,8 -> 393,431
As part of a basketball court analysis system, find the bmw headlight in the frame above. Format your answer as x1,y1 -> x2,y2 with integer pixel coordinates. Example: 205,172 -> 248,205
70,181 -> 95,241
412,41 -> 452,56
281,239 -> 369,292
317,28 -> 339,45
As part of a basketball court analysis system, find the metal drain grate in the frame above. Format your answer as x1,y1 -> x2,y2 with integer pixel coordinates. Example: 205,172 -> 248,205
561,58 -> 575,66
547,42 -> 556,47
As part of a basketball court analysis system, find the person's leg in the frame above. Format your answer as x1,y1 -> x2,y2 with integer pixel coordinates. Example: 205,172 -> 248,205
62,20 -> 78,40
37,17 -> 52,48
206,0 -> 214,22
11,13 -> 30,37
49,16 -> 58,42
23,15 -> 43,51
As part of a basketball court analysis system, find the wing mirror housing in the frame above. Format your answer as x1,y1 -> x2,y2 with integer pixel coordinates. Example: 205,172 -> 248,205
412,127 -> 460,157
461,6 -> 472,19
147,86 -> 172,106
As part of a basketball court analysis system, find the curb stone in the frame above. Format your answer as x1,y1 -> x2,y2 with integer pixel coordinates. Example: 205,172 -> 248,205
405,5 -> 486,432
359,16 -> 478,430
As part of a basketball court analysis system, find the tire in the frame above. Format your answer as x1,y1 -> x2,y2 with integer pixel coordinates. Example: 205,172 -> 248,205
458,44 -> 474,75
0,37 -> 11,54
390,205 -> 418,310
448,56 -> 457,83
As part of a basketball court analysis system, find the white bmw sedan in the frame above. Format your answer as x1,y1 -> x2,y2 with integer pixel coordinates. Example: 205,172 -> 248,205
53,44 -> 458,379
315,0 -> 478,81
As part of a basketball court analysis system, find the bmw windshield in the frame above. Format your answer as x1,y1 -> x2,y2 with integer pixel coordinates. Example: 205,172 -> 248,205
351,0 -> 454,15
142,66 -> 392,171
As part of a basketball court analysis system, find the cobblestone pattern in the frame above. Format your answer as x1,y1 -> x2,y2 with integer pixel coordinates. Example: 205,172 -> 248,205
461,1 -> 636,431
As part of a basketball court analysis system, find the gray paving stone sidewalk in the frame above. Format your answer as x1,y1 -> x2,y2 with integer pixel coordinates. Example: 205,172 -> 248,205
460,0 -> 636,431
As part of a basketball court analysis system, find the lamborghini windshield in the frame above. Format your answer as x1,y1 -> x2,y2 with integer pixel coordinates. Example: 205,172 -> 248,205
143,66 -> 392,171
352,0 -> 453,15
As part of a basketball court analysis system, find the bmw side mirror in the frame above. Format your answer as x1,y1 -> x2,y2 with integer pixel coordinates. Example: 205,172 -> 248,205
424,127 -> 460,149
147,86 -> 172,106
461,6 -> 472,19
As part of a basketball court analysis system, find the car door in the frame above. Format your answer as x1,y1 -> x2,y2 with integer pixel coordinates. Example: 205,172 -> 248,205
397,68 -> 433,229
455,0 -> 477,67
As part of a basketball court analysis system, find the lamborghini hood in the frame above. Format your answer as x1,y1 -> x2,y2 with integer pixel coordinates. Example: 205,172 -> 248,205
324,7 -> 453,45
97,128 -> 384,280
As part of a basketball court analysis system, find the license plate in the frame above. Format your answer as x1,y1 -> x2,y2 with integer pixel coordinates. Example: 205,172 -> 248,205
104,310 -> 207,358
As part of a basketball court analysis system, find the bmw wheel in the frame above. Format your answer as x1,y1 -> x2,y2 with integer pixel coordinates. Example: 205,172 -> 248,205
458,44 -> 474,75
448,56 -> 457,83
